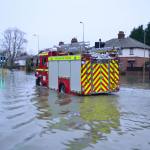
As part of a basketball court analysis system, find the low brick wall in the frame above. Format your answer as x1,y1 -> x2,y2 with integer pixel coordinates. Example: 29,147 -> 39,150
119,57 -> 150,71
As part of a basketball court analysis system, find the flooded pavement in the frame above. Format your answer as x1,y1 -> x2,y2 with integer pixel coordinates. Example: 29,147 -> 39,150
0,69 -> 150,150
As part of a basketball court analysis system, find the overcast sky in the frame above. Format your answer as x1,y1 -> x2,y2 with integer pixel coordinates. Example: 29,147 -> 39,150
0,0 -> 150,54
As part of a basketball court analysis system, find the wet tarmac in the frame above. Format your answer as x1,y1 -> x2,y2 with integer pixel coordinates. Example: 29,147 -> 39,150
0,69 -> 150,150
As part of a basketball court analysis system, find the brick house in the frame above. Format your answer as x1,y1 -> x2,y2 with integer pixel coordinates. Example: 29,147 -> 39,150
105,31 -> 150,71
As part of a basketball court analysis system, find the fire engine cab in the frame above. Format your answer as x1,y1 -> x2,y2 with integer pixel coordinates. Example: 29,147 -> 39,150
35,42 -> 119,95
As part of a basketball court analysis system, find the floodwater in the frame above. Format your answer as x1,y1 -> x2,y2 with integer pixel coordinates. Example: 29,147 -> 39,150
0,69 -> 150,150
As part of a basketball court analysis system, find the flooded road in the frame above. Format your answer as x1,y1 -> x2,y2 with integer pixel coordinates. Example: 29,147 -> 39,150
0,69 -> 150,150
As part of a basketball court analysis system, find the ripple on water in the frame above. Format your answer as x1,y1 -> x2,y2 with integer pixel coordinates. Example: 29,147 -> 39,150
6,112 -> 25,119
12,117 -> 35,130
1,70 -> 150,150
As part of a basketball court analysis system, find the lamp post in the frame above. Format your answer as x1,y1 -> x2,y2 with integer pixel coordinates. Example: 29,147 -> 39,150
33,34 -> 39,54
80,21 -> 85,53
80,21 -> 85,43
143,29 -> 146,82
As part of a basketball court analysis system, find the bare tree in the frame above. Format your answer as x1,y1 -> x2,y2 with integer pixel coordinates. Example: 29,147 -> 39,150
1,27 -> 27,68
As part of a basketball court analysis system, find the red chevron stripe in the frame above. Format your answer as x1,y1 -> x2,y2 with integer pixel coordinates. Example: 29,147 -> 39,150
84,83 -> 91,92
101,65 -> 108,74
112,62 -> 119,72
81,65 -> 86,72
101,82 -> 108,91
81,61 -> 90,72
101,71 -> 108,81
94,82 -> 101,92
93,71 -> 100,81
81,78 -> 87,86
81,76 -> 91,85
81,71 -> 87,79
93,65 -> 100,75
93,78 -> 100,86
102,78 -> 109,88
86,88 -> 91,95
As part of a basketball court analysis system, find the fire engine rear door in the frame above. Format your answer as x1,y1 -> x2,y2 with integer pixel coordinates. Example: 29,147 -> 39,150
100,61 -> 110,92
109,59 -> 119,91
48,61 -> 58,90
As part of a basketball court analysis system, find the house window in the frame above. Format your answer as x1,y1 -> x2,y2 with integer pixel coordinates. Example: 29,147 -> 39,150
130,48 -> 134,55
128,60 -> 135,68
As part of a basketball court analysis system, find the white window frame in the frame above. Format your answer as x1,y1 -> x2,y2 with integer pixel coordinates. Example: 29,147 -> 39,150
130,48 -> 134,55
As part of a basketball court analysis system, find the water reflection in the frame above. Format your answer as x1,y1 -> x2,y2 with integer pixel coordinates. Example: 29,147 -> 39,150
121,71 -> 150,89
0,69 -> 7,89
32,90 -> 120,149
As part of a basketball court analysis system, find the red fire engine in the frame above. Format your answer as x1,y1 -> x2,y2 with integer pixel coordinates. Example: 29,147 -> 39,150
35,42 -> 119,95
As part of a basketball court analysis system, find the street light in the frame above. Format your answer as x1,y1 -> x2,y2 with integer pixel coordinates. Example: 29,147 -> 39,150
143,29 -> 146,82
33,34 -> 39,54
80,21 -> 85,53
80,21 -> 85,43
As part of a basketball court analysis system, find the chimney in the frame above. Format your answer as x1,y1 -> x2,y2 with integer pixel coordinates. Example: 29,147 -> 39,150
59,41 -> 64,46
71,37 -> 78,43
118,31 -> 125,39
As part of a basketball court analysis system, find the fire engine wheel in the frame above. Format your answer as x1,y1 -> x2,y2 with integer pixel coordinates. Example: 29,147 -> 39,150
59,84 -> 66,93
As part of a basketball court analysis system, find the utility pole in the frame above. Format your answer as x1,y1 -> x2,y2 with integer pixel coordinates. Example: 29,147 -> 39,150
149,50 -> 150,80
143,30 -> 146,82
80,21 -> 85,52
33,34 -> 40,54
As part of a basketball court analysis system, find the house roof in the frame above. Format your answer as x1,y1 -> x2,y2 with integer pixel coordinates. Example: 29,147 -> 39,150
15,55 -> 32,61
105,37 -> 150,50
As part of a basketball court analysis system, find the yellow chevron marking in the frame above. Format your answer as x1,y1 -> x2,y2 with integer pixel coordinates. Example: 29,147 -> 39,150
110,67 -> 113,73
101,69 -> 108,79
85,86 -> 91,95
93,64 -> 99,72
95,87 -> 101,92
101,86 -> 107,91
85,77 -> 91,88
81,68 -> 86,76
112,61 -> 119,70
101,79 -> 108,87
86,63 -> 91,69
101,64 -> 108,72
93,69 -> 100,79
92,64 -> 101,93
93,77 -> 100,87
87,78 -> 91,84
110,72 -> 114,78
85,84 -> 91,91
110,62 -> 114,68
84,81 -> 90,90
103,78 -> 109,86
114,66 -> 119,74
114,74 -> 119,81
92,64 -> 96,69
103,64 -> 108,70
81,75 -> 86,83
81,60 -> 92,95
112,60 -> 116,64
110,75 -> 114,81
93,75 -> 100,85
94,80 -> 100,89
110,60 -> 119,91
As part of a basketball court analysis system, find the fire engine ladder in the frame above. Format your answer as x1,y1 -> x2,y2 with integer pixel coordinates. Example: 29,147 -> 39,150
55,42 -> 90,54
